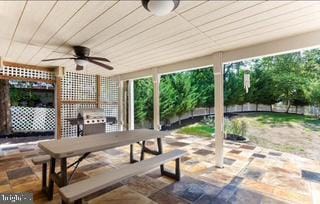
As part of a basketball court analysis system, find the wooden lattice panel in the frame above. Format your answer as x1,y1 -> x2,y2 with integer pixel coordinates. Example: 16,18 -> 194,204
0,65 -> 55,80
62,72 -> 97,101
61,103 -> 97,137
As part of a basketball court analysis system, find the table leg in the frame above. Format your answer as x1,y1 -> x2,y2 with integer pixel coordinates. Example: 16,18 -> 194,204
60,158 -> 68,186
157,138 -> 164,174
48,157 -> 56,200
130,144 -> 134,163
140,141 -> 146,161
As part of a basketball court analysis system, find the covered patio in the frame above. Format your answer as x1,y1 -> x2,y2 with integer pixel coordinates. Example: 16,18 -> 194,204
1,1 -> 320,203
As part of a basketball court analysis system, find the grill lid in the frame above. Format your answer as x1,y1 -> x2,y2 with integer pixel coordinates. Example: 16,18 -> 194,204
78,108 -> 106,124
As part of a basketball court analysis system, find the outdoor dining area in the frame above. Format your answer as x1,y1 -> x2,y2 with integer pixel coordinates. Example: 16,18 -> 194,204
1,0 -> 320,204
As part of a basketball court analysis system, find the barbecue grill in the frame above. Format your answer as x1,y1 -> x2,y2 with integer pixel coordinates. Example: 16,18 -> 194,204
78,108 -> 106,135
66,108 -> 117,137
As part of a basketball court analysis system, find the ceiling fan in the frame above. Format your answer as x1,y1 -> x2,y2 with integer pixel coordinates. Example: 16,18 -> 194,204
41,46 -> 113,71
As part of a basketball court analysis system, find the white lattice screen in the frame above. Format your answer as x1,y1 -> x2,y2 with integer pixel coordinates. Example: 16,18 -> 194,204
62,72 -> 96,101
11,106 -> 55,132
0,65 -> 55,80
101,76 -> 119,133
61,73 -> 120,138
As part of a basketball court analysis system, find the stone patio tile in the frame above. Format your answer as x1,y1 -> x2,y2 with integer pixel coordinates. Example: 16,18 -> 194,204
0,184 -> 11,193
261,172 -> 310,194
261,196 -> 290,204
193,149 -> 214,156
78,161 -> 109,172
242,168 -> 264,181
224,157 -> 236,165
7,167 -> 34,180
163,176 -> 220,202
269,151 -> 282,156
228,188 -> 264,204
168,142 -> 189,147
10,175 -> 38,187
301,169 -> 320,183
149,189 -> 189,204
272,187 -> 312,204
240,179 -> 274,196
124,176 -> 167,196
88,186 -> 156,204
229,149 -> 242,154
240,145 -> 256,150
0,160 -> 28,171
252,153 -> 266,158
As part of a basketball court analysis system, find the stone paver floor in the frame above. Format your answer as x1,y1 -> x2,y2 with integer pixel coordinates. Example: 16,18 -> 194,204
0,133 -> 320,204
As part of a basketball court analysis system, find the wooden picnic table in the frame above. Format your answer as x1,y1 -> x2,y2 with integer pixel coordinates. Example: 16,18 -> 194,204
38,129 -> 168,200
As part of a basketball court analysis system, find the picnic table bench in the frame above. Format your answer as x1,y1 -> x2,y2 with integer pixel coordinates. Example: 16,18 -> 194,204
38,129 -> 169,200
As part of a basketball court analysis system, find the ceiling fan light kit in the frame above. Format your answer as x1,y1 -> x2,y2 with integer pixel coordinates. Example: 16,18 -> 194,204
142,0 -> 180,16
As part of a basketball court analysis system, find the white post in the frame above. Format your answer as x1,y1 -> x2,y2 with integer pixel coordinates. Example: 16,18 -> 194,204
153,69 -> 161,131
128,79 -> 135,130
214,52 -> 224,168
118,78 -> 124,131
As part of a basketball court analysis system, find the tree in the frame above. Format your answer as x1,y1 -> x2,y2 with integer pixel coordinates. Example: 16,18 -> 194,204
0,80 -> 11,135
134,78 -> 153,127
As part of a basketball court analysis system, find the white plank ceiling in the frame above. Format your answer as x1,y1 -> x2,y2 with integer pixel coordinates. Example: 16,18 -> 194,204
1,1 -> 320,76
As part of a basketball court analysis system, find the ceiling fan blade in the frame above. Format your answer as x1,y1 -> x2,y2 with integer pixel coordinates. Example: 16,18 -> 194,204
87,59 -> 114,70
76,65 -> 84,71
42,57 -> 75,62
86,56 -> 110,62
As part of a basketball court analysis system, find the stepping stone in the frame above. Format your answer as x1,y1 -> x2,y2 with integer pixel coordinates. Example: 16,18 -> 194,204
224,158 -> 236,165
268,152 -> 282,156
301,170 -> 320,183
168,142 -> 189,147
240,145 -> 256,150
252,153 -> 266,159
193,149 -> 214,156
229,150 -> 242,154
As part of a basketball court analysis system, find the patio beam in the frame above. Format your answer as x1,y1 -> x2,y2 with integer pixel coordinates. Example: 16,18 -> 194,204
213,52 -> 224,168
223,29 -> 320,63
153,69 -> 161,131
118,30 -> 320,81
128,79 -> 134,130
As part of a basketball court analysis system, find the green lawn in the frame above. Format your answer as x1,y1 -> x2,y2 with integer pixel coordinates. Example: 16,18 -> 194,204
249,112 -> 320,131
177,123 -> 214,138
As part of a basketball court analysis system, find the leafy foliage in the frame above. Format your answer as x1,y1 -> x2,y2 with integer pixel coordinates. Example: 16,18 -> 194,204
134,49 -> 320,125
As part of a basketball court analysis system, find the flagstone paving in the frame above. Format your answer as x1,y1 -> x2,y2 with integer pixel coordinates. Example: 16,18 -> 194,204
0,133 -> 320,204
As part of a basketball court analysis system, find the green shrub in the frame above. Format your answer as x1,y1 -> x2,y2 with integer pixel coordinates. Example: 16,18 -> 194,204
225,119 -> 247,137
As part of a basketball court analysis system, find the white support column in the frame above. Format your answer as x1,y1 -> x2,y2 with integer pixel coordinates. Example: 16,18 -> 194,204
118,78 -> 124,131
214,52 -> 224,168
153,69 -> 161,131
128,79 -> 135,130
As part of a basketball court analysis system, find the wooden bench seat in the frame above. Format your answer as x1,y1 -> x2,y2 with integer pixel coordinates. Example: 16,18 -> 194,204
59,149 -> 186,204
32,155 -> 51,192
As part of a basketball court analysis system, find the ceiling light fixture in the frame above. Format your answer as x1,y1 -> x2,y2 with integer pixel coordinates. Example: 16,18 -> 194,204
142,0 -> 180,16
75,59 -> 88,66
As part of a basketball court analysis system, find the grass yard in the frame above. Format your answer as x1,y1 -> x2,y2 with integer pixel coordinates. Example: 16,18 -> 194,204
177,123 -> 214,138
176,112 -> 320,160
235,112 -> 320,160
